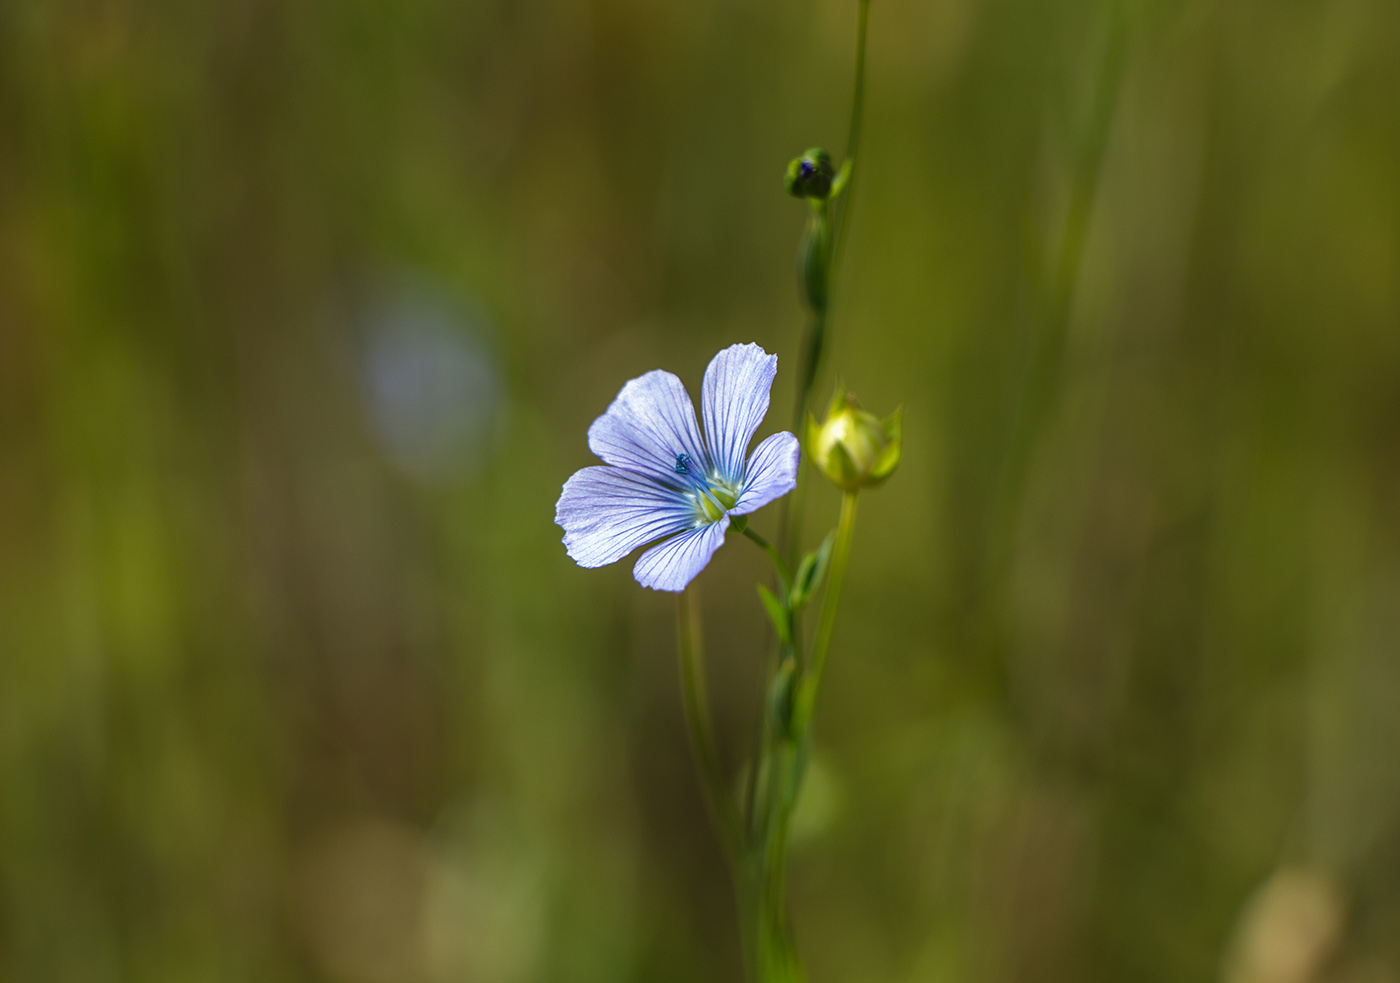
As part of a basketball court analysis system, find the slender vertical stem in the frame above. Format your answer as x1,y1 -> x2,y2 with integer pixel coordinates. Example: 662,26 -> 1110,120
831,0 -> 871,272
742,10 -> 873,980
677,589 -> 743,863
782,0 -> 871,564
754,652 -> 806,983
791,209 -> 830,433
757,766 -> 804,982
794,490 -> 858,733
777,471 -> 807,570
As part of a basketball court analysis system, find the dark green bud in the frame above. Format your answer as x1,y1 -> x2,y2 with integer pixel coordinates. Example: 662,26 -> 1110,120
784,148 -> 835,200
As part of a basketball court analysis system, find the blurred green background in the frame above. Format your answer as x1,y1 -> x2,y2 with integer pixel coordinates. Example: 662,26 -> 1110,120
3,0 -> 1400,980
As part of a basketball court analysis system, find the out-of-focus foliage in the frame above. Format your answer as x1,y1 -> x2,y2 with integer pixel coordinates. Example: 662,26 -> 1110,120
2,0 -> 1399,980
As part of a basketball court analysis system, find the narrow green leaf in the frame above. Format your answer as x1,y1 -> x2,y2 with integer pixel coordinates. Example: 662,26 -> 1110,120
830,158 -> 854,197
789,531 -> 837,611
766,656 -> 799,742
791,554 -> 818,606
757,584 -> 792,646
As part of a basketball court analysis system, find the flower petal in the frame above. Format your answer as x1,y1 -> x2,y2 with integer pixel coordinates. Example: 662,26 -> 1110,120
588,369 -> 708,487
701,343 -> 778,483
731,431 -> 800,516
632,516 -> 730,592
556,466 -> 694,568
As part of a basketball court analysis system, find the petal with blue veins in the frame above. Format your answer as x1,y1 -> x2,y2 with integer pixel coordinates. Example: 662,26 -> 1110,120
557,466 -> 695,568
731,431 -> 800,516
633,516 -> 730,591
702,343 -> 778,484
588,370 -> 708,487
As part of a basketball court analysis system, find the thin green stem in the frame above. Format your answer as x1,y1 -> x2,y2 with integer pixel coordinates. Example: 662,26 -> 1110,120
843,0 -> 870,171
780,294 -> 823,566
778,459 -> 810,570
753,651 -> 806,982
783,207 -> 826,563
831,0 -> 871,273
782,0 -> 870,564
757,759 -> 804,982
794,490 -> 858,733
790,203 -> 832,433
744,526 -> 791,596
677,589 -> 743,864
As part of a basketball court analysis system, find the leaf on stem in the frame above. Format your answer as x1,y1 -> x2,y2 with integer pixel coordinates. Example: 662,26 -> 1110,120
790,531 -> 836,611
830,158 -> 854,198
757,584 -> 793,646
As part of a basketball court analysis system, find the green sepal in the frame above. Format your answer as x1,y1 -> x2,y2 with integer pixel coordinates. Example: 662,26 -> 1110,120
869,406 -> 903,484
826,440 -> 860,488
825,383 -> 848,419
757,584 -> 792,646
869,444 -> 900,483
883,405 -> 903,442
790,531 -> 836,611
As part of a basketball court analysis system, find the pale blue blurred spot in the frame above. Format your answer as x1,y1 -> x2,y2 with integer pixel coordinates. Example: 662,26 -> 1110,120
356,280 -> 502,481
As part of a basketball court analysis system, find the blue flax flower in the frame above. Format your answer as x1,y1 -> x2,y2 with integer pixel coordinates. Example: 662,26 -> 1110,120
556,343 -> 800,592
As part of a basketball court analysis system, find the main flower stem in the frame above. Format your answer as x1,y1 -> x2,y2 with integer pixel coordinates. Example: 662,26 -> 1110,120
748,494 -> 858,983
782,0 -> 872,567
794,490 -> 858,734
677,589 -> 742,864
781,211 -> 827,568
831,0 -> 870,272
792,207 -> 830,435
790,0 -> 872,434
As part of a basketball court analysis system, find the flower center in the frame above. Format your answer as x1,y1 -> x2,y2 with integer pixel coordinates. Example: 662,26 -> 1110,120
674,453 -> 739,523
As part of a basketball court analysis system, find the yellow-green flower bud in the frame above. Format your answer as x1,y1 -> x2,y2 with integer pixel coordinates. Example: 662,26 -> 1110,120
806,386 -> 902,491
784,148 -> 834,201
